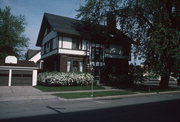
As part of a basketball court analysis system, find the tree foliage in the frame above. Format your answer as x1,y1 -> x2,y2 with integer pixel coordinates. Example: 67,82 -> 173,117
77,0 -> 180,88
0,6 -> 29,59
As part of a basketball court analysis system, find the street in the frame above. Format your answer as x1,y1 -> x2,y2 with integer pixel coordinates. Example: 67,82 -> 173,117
1,92 -> 180,122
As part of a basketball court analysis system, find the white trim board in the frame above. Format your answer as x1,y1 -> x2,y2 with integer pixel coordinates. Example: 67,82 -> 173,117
58,49 -> 88,56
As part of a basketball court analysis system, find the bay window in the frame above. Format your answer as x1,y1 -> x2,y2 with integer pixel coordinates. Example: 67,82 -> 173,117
67,60 -> 83,72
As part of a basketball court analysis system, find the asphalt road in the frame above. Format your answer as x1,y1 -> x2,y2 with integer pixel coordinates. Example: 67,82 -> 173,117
1,99 -> 180,122
1,92 -> 180,122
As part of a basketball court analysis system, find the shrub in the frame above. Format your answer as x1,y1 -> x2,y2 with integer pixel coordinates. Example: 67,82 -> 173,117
129,64 -> 147,83
108,74 -> 131,86
37,72 -> 94,86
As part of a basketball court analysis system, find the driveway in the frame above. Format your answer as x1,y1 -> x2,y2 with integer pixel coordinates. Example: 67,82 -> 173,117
0,86 -> 57,102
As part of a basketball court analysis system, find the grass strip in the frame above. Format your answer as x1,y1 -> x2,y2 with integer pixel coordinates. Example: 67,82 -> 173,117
128,86 -> 180,93
34,85 -> 104,92
145,87 -> 180,93
54,90 -> 135,99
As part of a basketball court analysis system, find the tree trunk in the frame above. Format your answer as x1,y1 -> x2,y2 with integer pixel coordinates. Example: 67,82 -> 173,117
159,71 -> 170,89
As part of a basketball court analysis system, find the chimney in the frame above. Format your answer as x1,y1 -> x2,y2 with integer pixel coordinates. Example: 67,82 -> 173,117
107,11 -> 116,35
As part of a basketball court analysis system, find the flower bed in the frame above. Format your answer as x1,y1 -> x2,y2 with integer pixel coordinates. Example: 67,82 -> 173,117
37,72 -> 94,86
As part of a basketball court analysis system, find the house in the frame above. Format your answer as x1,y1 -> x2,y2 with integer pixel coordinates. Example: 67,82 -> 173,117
0,56 -> 38,86
36,13 -> 134,84
26,49 -> 43,69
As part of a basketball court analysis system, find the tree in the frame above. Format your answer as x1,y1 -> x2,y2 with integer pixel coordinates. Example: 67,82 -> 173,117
0,6 -> 29,59
76,0 -> 180,88
119,0 -> 180,88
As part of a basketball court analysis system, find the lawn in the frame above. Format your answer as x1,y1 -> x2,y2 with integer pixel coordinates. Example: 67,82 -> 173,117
54,90 -> 135,99
34,85 -> 105,92
126,84 -> 180,93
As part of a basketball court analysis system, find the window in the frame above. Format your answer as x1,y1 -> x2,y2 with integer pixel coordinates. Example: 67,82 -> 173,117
72,38 -> 82,50
44,42 -> 49,54
92,47 -> 103,61
67,61 -> 71,72
67,60 -> 83,72
105,44 -> 123,55
44,27 -> 51,36
43,39 -> 54,54
50,39 -> 53,51
79,61 -> 83,72
44,44 -> 46,54
72,61 -> 79,72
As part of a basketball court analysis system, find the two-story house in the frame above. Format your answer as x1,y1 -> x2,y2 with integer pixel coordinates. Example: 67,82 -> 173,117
36,13 -> 134,84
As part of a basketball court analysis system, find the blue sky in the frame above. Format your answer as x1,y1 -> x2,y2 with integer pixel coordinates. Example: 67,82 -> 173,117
0,0 -> 84,49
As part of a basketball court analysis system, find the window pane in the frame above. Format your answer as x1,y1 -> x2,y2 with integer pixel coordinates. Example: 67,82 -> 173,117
72,61 -> 78,72
79,61 -> 83,72
72,38 -> 82,50
67,61 -> 71,72
50,40 -> 53,51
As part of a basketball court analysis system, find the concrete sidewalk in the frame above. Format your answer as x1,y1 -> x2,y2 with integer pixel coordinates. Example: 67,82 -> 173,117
0,86 -> 57,102
1,86 -> 180,102
37,86 -> 180,101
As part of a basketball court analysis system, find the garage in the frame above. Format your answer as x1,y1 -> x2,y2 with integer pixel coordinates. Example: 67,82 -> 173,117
0,70 -> 9,86
0,56 -> 38,86
11,70 -> 33,86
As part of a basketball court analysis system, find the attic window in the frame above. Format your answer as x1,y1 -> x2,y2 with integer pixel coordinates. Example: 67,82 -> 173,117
44,27 -> 51,36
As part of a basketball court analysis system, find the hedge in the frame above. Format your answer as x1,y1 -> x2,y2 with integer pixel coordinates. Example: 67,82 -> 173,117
37,72 -> 94,86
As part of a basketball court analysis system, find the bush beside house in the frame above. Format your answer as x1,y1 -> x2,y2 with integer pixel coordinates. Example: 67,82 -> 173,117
37,72 -> 94,86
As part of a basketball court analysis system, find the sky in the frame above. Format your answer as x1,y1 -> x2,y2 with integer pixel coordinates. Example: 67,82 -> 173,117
0,0 -> 84,50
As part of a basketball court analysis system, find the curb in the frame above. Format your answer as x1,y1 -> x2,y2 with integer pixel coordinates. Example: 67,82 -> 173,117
57,90 -> 180,101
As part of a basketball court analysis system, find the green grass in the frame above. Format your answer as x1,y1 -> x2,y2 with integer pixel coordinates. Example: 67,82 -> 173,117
145,87 -> 180,93
34,85 -> 105,92
54,90 -> 135,99
124,84 -> 180,93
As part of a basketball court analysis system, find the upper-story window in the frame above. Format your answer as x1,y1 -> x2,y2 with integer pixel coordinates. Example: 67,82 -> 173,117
105,44 -> 123,55
44,27 -> 51,37
72,38 -> 82,50
92,47 -> 103,61
43,39 -> 53,54
50,39 -> 53,51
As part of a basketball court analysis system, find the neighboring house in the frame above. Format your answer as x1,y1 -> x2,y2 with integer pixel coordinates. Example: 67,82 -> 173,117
36,13 -> 134,84
26,49 -> 43,69
0,56 -> 38,86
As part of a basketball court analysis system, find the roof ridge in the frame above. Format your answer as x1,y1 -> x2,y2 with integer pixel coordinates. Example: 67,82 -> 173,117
44,12 -> 80,22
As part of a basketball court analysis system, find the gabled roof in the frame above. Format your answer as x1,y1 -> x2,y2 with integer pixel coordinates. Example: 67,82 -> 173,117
36,13 -> 84,46
45,13 -> 82,36
36,13 -> 135,46
26,49 -> 40,60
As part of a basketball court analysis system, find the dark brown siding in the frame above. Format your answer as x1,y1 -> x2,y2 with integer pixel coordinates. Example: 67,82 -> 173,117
104,58 -> 129,74
59,55 -> 67,72
43,54 -> 60,71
